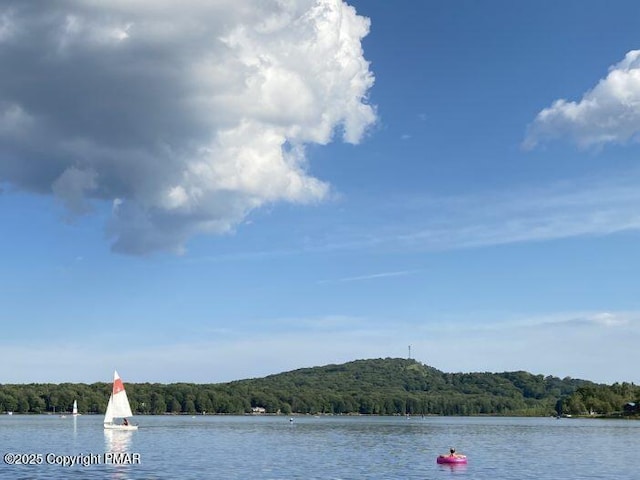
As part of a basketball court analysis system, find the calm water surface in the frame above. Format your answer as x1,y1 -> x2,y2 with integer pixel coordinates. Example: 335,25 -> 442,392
0,414 -> 638,479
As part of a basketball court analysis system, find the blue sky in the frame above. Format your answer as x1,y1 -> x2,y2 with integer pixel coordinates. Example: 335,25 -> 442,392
1,0 -> 640,384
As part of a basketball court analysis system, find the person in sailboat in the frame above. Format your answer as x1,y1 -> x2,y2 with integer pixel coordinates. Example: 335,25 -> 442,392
123,418 -> 129,426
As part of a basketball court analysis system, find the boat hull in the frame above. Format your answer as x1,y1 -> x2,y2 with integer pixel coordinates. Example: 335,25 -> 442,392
104,423 -> 138,431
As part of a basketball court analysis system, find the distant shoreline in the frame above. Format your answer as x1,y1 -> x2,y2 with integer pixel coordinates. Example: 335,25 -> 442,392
4,411 -> 639,420
1,359 -> 638,418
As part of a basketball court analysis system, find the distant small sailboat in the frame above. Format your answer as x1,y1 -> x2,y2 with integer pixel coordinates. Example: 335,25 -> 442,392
103,370 -> 138,430
72,400 -> 80,416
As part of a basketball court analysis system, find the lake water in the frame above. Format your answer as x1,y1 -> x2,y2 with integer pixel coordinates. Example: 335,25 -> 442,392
1,414 -> 638,479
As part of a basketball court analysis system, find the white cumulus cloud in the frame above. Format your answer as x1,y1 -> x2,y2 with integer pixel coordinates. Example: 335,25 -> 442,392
525,50 -> 640,149
0,0 -> 376,254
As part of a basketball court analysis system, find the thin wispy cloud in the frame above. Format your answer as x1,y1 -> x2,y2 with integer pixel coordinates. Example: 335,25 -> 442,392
2,309 -> 638,384
160,157 -> 640,267
403,309 -> 640,381
318,270 -> 416,284
188,170 -> 640,262
385,173 -> 640,251
448,310 -> 639,331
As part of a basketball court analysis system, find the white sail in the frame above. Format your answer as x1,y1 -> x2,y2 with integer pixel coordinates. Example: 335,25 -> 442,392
72,400 -> 78,416
103,370 -> 136,429
104,396 -> 114,424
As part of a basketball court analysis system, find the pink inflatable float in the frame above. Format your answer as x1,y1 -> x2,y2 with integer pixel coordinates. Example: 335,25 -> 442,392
437,455 -> 467,464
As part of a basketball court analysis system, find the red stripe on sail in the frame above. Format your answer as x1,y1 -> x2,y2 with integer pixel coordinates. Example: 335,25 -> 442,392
113,377 -> 125,394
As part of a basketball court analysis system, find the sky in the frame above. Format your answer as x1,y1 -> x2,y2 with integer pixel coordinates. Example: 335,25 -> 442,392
1,0 -> 640,385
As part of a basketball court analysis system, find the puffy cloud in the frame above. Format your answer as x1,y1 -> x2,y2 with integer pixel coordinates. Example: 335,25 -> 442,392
525,50 -> 640,149
0,0 -> 376,254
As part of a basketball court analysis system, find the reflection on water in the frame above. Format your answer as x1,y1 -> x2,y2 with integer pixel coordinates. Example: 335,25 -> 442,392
104,428 -> 134,452
437,463 -> 468,475
104,428 -> 136,480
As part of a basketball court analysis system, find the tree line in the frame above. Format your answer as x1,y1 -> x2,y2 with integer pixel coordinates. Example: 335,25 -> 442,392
1,359 -> 637,417
560,382 -> 640,416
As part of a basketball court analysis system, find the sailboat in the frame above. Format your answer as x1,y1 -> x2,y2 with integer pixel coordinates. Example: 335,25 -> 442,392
72,400 -> 80,416
103,370 -> 138,430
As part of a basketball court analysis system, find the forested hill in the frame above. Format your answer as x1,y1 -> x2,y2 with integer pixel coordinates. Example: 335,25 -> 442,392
233,358 -> 589,415
1,358 -> 638,416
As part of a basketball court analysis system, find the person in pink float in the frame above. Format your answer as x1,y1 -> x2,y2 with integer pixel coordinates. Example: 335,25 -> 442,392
437,447 -> 467,464
448,447 -> 464,458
